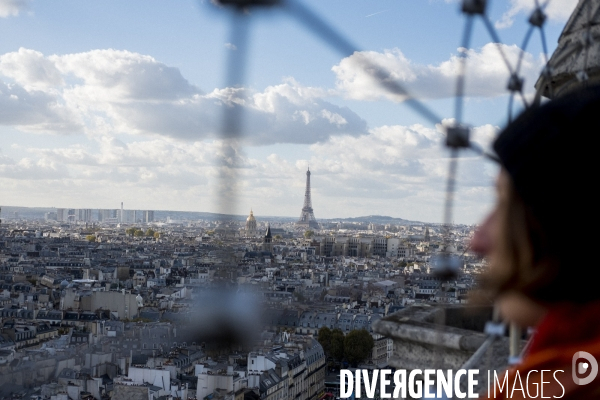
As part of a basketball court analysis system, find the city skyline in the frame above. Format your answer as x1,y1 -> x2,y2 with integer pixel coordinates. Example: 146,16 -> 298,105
0,204 -> 426,225
0,0 -> 577,224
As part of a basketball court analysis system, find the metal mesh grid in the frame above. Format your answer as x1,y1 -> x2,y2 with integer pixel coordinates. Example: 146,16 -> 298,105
210,0 -> 596,368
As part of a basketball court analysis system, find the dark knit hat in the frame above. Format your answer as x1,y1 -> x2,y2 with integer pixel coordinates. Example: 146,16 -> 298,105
493,85 -> 599,227
492,85 -> 599,303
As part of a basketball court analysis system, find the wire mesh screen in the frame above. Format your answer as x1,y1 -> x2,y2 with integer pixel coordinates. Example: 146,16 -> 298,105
207,0 -> 596,368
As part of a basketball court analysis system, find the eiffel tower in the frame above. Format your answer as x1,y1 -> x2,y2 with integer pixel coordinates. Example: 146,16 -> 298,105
296,167 -> 319,229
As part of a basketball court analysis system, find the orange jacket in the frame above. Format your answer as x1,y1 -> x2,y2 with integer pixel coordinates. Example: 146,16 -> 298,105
486,302 -> 600,399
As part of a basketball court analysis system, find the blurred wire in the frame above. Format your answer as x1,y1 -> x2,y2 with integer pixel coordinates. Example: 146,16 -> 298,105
284,0 -> 444,125
216,9 -> 251,217
454,16 -> 475,125
180,285 -> 265,350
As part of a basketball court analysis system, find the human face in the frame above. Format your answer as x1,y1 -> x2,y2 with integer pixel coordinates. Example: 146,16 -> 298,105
471,169 -> 546,328
470,170 -> 507,265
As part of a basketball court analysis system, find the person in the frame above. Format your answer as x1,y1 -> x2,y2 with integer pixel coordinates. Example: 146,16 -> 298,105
470,84 -> 600,399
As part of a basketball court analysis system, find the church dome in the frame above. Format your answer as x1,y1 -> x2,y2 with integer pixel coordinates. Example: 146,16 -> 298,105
246,210 -> 257,233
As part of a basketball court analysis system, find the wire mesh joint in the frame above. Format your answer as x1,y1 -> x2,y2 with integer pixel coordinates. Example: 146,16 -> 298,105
576,70 -> 589,82
528,8 -> 546,27
484,321 -> 506,337
431,253 -> 462,280
461,0 -> 487,15
507,74 -> 524,93
216,0 -> 280,8
508,356 -> 523,365
446,125 -> 470,148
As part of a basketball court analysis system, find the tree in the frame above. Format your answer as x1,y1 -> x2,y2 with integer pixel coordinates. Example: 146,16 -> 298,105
134,229 -> 144,237
317,327 -> 345,361
330,328 -> 345,361
125,227 -> 136,236
85,235 -> 96,242
145,228 -> 156,237
153,231 -> 161,239
317,327 -> 332,355
304,230 -> 314,239
344,329 -> 374,366
274,234 -> 282,240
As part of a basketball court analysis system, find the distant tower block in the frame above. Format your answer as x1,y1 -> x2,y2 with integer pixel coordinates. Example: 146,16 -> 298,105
296,167 -> 319,229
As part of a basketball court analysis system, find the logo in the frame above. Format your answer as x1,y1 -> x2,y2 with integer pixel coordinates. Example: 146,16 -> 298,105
572,351 -> 598,385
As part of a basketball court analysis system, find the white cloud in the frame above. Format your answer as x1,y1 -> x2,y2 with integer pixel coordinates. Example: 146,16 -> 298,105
496,0 -> 578,29
9,137 -> 219,193
332,44 -> 544,101
224,43 -> 237,51
0,0 -> 29,18
0,80 -> 83,133
0,49 -> 367,144
320,109 -> 347,126
103,81 -> 365,144
52,49 -> 199,101
0,151 -> 69,180
0,48 -> 63,89
302,123 -> 499,222
0,46 -> 502,223
0,136 -> 251,214
0,119 -> 499,223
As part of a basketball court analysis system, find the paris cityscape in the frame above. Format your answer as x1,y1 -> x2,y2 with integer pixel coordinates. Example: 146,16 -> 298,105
0,0 -> 589,398
0,166 -> 485,399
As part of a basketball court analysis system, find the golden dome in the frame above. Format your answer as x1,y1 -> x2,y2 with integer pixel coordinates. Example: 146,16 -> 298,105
246,210 -> 256,222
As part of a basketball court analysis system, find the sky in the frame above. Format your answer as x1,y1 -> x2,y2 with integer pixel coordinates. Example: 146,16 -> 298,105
0,0 -> 577,224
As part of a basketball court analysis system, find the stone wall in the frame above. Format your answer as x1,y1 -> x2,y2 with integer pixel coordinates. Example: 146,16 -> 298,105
373,305 -> 521,395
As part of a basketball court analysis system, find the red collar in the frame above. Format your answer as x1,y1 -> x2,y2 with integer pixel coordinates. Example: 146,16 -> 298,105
527,301 -> 600,356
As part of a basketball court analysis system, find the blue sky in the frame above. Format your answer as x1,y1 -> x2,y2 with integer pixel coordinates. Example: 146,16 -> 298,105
0,0 -> 576,224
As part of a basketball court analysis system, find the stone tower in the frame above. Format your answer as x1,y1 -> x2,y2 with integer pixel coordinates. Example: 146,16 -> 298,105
262,223 -> 273,253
